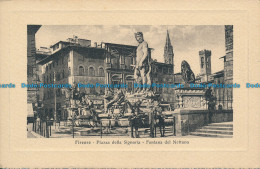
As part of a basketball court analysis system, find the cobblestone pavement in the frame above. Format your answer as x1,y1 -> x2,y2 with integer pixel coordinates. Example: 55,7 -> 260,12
27,122 -> 200,138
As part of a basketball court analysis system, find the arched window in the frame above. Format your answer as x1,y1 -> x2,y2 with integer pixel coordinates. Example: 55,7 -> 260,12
201,57 -> 204,68
89,67 -> 95,76
98,67 -> 104,76
206,57 -> 210,68
131,56 -> 134,65
79,66 -> 84,76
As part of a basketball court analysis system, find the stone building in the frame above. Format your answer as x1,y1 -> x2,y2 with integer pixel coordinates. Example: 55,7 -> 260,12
152,61 -> 174,103
194,25 -> 233,110
27,25 -> 41,117
224,25 -> 233,109
37,40 -> 106,119
210,70 -> 225,110
102,42 -> 140,92
198,50 -> 212,82
36,31 -> 176,119
174,73 -> 184,84
211,25 -> 234,110
34,47 -> 52,118
195,49 -> 232,110
160,30 -> 175,103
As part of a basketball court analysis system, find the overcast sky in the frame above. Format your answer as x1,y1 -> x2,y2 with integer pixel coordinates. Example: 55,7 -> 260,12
35,25 -> 226,75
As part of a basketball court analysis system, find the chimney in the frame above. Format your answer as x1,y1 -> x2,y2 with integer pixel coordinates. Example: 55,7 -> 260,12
101,42 -> 105,48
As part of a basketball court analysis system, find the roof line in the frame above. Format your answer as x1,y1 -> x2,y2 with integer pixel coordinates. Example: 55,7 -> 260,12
103,42 -> 154,50
37,45 -> 105,64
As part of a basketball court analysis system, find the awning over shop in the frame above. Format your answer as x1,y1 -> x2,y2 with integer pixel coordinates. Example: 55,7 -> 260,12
27,103 -> 34,117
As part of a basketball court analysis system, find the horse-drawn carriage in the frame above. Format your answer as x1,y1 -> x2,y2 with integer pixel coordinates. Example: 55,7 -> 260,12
99,99 -> 175,137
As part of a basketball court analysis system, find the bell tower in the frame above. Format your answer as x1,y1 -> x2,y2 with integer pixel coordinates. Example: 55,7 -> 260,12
164,30 -> 174,65
199,49 -> 211,76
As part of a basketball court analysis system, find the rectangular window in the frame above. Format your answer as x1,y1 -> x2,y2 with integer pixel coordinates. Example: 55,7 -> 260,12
68,67 -> 71,75
56,73 -> 60,81
131,57 -> 134,65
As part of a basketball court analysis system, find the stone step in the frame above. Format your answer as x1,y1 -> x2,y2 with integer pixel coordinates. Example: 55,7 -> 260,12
202,126 -> 233,131
145,127 -> 173,132
140,129 -> 174,136
208,122 -> 233,127
54,128 -> 71,133
66,126 -> 175,137
190,132 -> 233,138
71,132 -> 81,136
196,129 -> 233,135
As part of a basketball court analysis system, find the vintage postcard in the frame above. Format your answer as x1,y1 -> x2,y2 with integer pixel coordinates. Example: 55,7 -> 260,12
0,0 -> 259,168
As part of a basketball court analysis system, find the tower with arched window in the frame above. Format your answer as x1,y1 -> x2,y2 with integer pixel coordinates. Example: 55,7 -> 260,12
199,49 -> 212,80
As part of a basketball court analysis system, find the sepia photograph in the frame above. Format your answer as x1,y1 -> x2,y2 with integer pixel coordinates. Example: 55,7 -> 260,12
1,0 -> 260,167
27,25 -> 234,139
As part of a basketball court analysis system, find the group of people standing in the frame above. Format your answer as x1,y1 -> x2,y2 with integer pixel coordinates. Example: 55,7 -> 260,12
129,100 -> 166,138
